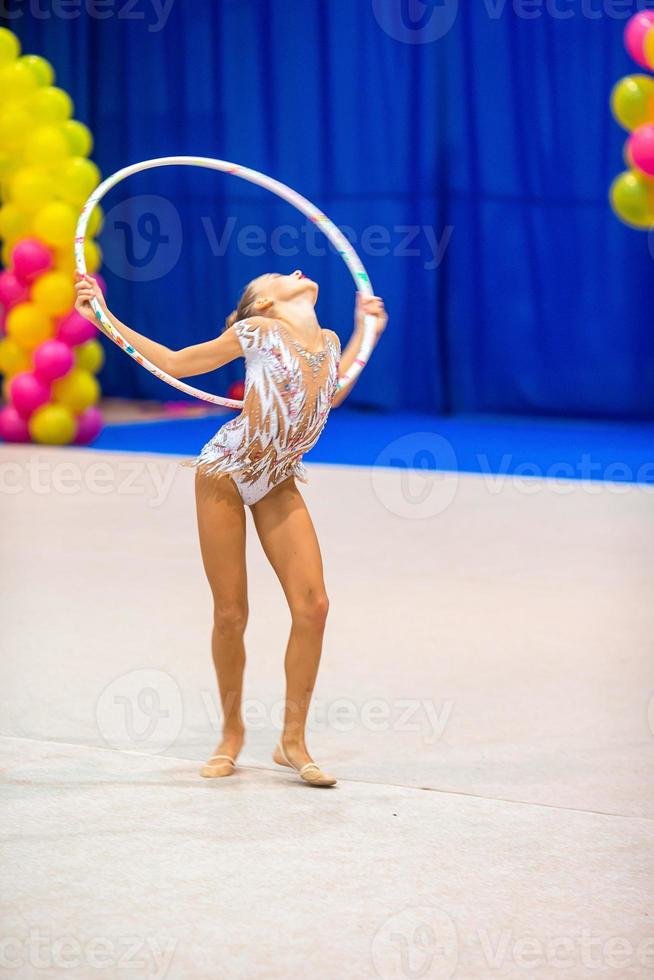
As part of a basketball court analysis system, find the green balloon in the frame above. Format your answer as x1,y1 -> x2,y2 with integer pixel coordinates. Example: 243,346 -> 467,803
610,170 -> 654,229
611,75 -> 654,132
61,119 -> 93,157
21,54 -> 54,87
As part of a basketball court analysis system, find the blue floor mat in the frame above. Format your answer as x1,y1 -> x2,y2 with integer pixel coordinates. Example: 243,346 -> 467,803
91,408 -> 654,484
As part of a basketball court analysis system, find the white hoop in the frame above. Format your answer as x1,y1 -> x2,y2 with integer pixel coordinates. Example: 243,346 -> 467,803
75,156 -> 376,409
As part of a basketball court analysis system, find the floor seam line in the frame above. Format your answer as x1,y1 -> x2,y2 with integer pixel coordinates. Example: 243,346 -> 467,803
2,733 -> 651,823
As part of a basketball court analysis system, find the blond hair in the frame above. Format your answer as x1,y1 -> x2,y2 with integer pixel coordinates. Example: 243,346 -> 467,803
225,279 -> 260,331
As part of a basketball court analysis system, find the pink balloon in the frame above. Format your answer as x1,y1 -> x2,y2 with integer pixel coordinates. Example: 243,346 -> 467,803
0,404 -> 30,443
625,11 -> 654,68
34,339 -> 74,383
0,304 -> 6,337
9,372 -> 51,420
12,239 -> 53,284
628,124 -> 654,177
56,309 -> 97,347
0,271 -> 29,310
74,406 -> 103,445
92,273 -> 107,295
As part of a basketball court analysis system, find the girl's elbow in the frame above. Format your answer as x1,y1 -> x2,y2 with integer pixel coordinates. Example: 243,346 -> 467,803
164,350 -> 183,378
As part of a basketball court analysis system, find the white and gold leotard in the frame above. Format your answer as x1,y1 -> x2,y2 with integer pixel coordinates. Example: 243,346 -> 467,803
191,317 -> 341,505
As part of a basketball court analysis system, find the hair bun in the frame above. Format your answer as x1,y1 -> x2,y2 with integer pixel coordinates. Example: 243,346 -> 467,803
225,309 -> 239,330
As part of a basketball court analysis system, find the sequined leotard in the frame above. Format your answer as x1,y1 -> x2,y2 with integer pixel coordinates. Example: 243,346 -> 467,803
191,317 -> 341,506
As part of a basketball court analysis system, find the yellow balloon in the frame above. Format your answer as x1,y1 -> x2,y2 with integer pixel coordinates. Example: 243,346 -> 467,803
645,27 -> 654,71
53,246 -> 74,275
1,240 -> 16,267
0,27 -> 20,66
75,338 -> 105,374
61,119 -> 93,157
28,86 -> 73,125
609,170 -> 654,229
6,302 -> 53,351
0,202 -> 30,241
84,239 -> 102,273
611,75 -> 654,132
0,153 -> 19,198
32,201 -> 78,248
10,167 -> 53,213
0,104 -> 32,151
32,270 -> 75,317
0,337 -> 30,376
58,157 -> 101,205
87,205 -> 104,237
23,125 -> 70,167
53,368 -> 99,413
29,402 -> 76,445
0,61 -> 38,101
0,150 -> 13,178
20,54 -> 54,87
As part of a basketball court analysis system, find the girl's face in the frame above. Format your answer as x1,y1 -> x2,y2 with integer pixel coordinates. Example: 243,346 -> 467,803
254,269 -> 318,306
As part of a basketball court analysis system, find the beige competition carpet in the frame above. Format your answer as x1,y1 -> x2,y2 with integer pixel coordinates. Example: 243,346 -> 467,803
1,444 -> 653,979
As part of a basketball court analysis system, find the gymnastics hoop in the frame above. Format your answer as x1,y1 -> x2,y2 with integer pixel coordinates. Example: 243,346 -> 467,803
75,156 -> 377,410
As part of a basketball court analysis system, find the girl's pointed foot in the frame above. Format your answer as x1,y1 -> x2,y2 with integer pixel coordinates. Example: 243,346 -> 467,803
273,742 -> 337,787
200,732 -> 244,779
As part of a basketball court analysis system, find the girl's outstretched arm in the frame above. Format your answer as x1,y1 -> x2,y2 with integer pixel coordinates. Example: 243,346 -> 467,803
73,273 -> 243,379
332,294 -> 387,407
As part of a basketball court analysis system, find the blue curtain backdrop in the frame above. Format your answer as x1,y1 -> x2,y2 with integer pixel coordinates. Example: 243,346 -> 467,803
4,0 -> 654,419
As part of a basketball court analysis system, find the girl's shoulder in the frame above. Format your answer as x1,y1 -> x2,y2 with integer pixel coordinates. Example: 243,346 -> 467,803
229,315 -> 273,353
322,328 -> 341,353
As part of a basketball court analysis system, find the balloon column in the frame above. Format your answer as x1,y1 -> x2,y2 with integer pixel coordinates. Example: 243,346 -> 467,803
609,12 -> 654,230
0,27 -> 104,445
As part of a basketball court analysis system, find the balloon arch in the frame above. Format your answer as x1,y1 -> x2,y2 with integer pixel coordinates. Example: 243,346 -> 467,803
0,26 -> 104,445
610,11 -> 654,231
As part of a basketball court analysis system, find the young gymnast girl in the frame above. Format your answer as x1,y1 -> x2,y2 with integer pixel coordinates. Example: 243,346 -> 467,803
74,270 -> 387,787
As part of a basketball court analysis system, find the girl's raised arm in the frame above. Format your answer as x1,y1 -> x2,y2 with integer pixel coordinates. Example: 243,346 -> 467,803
74,274 -> 243,379
332,294 -> 387,407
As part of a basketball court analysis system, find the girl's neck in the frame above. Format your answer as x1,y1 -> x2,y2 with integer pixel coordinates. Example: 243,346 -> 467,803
273,298 -> 320,336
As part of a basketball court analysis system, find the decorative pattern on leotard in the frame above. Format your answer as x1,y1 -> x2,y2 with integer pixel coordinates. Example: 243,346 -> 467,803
190,318 -> 341,505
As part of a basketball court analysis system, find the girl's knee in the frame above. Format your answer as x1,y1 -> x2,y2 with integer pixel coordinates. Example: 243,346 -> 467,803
291,592 -> 329,631
214,602 -> 249,637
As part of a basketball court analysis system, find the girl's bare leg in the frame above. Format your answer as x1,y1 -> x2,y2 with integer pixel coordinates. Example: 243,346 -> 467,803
251,477 -> 330,771
195,471 -> 248,770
